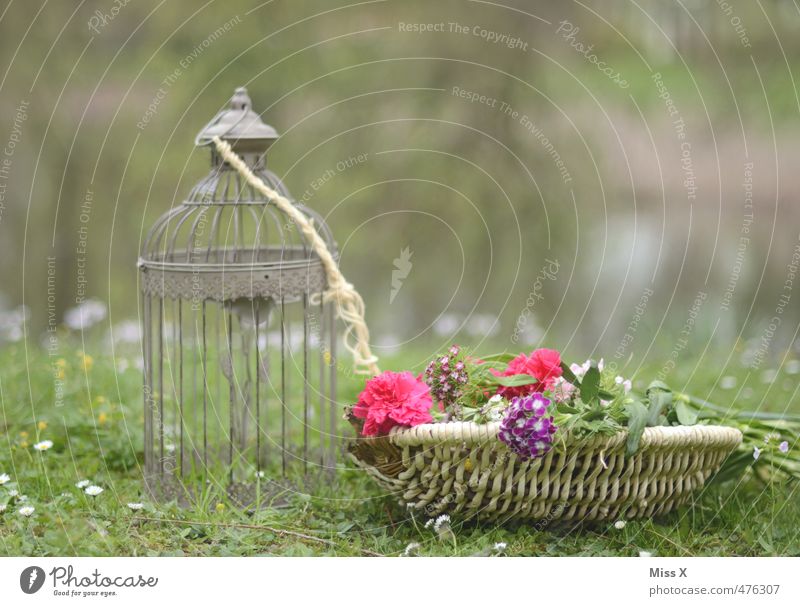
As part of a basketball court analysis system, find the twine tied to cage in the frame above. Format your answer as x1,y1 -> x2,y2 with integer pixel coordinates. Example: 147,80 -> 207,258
212,135 -> 380,377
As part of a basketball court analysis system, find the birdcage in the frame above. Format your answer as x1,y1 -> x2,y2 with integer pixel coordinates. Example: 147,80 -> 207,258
138,87 -> 339,506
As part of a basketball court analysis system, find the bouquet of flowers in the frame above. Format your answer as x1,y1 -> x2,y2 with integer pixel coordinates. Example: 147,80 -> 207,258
349,346 -> 799,482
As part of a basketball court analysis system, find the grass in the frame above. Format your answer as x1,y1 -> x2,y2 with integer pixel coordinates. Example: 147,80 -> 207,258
1,332 -> 799,556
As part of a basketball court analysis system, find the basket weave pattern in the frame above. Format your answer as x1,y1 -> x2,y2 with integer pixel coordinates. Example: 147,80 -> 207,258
349,422 -> 742,521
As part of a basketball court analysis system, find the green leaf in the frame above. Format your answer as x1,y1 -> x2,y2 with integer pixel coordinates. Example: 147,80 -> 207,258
625,399 -> 649,456
706,451 -> 753,486
493,373 -> 538,387
646,385 -> 673,426
480,352 -> 516,363
674,400 -> 698,426
646,380 -> 672,394
560,362 -> 579,385
580,363 -> 601,403
555,403 -> 580,414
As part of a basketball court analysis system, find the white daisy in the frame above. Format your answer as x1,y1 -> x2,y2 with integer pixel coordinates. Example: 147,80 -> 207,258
402,542 -> 420,556
8,489 -> 19,497
33,440 -> 54,451
84,485 -> 104,496
75,480 -> 90,488
424,518 -> 435,529
0,473 -> 10,484
614,520 -> 626,530
433,514 -> 451,532
18,506 -> 35,517
0,503 -> 6,513
493,542 -> 507,552
127,503 -> 144,510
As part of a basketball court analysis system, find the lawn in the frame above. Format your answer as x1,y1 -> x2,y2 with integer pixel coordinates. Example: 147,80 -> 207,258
1,335 -> 799,556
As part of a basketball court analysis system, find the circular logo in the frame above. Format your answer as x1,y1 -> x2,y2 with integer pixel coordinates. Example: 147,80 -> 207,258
20,566 -> 46,594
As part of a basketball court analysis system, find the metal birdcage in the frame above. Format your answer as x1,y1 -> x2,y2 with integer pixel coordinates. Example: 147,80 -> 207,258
139,87 -> 338,505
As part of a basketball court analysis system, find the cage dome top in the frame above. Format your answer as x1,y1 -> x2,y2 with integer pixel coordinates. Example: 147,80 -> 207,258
196,87 -> 279,153
139,86 -> 336,303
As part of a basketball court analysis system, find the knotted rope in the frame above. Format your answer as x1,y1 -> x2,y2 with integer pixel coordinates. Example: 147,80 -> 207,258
212,136 -> 380,376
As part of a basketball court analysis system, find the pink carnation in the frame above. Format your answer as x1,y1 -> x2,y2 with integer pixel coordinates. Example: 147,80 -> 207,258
353,371 -> 434,436
493,348 -> 563,399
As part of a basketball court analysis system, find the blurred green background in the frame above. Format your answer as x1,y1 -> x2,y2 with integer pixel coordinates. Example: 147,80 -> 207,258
1,0 -> 799,377
2,0 -> 800,558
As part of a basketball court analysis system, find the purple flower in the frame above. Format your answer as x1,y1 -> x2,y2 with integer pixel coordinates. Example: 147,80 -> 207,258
779,441 -> 790,454
498,394 -> 557,460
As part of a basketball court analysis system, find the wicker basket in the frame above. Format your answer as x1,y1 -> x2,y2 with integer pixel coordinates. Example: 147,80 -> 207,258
349,422 -> 742,522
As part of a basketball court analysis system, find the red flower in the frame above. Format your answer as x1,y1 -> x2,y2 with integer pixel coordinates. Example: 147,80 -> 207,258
353,371 -> 434,436
493,348 -> 562,399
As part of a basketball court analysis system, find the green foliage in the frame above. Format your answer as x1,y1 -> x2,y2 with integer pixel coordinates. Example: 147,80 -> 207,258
1,341 -> 798,556
624,400 -> 649,456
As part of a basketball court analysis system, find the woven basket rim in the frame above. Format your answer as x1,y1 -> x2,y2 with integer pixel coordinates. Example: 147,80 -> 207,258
368,421 -> 742,451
